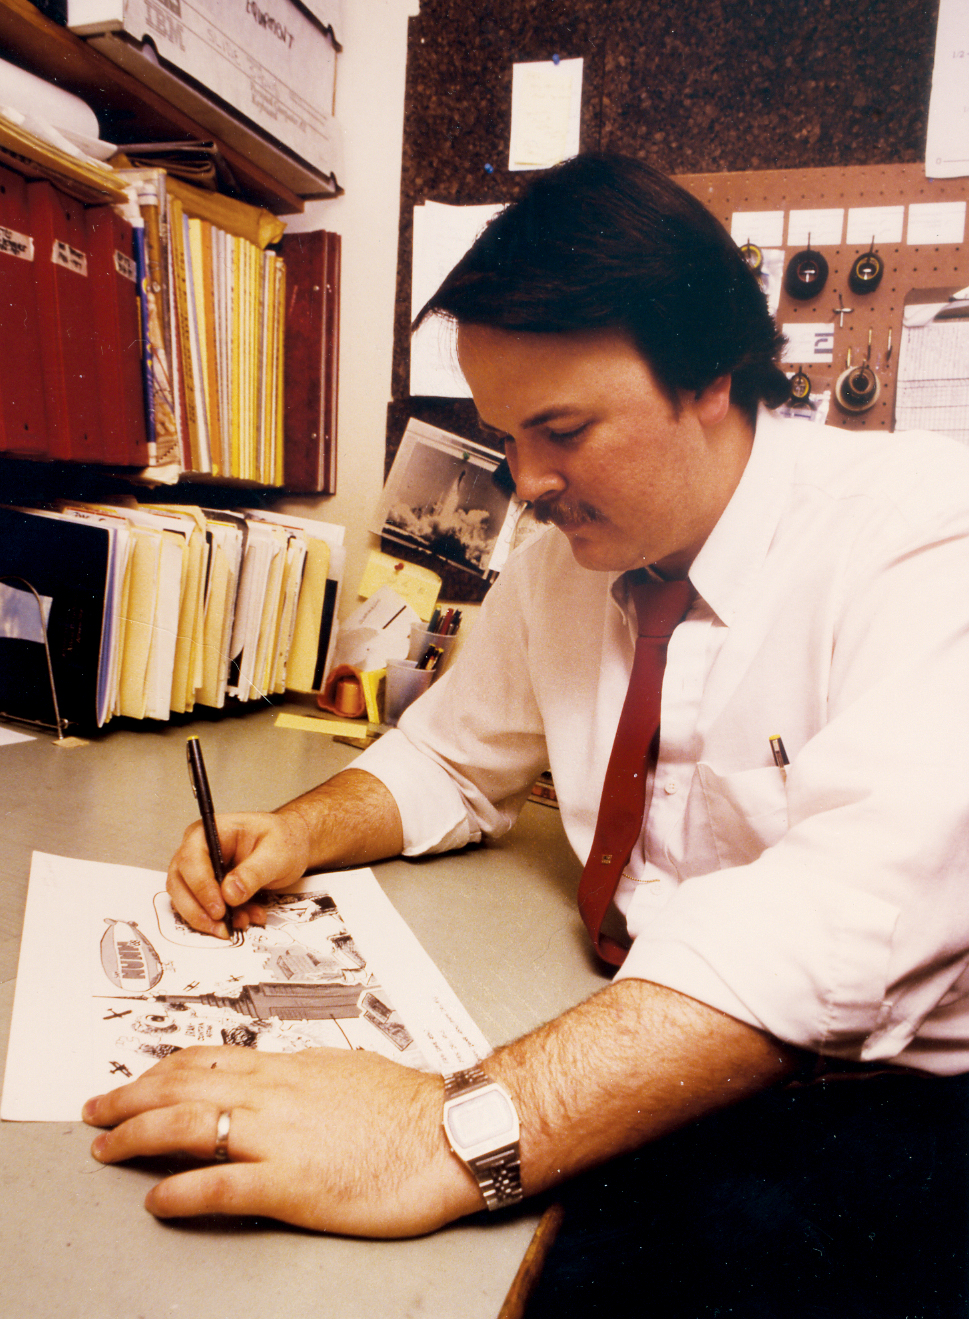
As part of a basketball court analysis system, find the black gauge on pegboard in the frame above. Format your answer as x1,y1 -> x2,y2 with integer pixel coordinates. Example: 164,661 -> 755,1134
835,363 -> 881,412
784,247 -> 830,301
848,248 -> 885,295
738,241 -> 763,273
789,368 -> 812,403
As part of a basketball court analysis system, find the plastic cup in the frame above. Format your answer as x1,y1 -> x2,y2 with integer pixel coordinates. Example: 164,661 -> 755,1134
407,623 -> 458,670
384,659 -> 434,726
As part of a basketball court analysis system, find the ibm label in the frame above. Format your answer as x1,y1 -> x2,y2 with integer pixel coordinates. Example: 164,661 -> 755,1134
0,227 -> 33,261
114,250 -> 138,282
51,241 -> 88,276
146,0 -> 186,52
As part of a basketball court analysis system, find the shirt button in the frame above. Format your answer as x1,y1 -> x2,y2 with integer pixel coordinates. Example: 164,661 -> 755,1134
664,779 -> 678,795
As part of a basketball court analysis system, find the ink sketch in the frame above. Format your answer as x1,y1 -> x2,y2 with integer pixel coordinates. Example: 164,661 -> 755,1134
2,853 -> 490,1121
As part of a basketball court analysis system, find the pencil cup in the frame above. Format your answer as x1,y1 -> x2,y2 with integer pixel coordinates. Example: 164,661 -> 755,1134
407,624 -> 458,668
384,659 -> 434,726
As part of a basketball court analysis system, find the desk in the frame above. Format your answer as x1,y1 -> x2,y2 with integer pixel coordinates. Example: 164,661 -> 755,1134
0,706 -> 608,1319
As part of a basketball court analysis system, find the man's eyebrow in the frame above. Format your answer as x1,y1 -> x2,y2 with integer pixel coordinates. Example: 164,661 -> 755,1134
521,407 -> 580,430
480,407 -> 578,437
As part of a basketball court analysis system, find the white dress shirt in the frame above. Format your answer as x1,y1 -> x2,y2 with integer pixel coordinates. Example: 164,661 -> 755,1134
357,409 -> 969,1074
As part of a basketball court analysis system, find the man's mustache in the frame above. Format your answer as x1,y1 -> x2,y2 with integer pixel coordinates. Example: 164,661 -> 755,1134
532,496 -> 604,528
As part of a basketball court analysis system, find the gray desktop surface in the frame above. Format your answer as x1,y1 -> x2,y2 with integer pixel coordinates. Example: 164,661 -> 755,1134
0,707 -> 606,1319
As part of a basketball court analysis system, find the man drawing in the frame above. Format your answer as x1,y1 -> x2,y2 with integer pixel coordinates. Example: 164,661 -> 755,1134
84,156 -> 969,1317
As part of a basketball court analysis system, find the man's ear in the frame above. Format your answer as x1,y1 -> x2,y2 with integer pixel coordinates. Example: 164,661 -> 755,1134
694,374 -> 732,426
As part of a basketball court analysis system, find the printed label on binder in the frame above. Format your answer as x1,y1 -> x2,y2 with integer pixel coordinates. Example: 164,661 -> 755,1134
51,240 -> 88,276
113,249 -> 138,282
0,226 -> 33,261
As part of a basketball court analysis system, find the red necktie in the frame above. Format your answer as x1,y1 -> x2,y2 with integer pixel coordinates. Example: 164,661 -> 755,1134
577,573 -> 696,966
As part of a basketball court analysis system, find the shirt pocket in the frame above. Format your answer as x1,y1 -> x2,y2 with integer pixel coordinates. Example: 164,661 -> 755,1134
696,762 -> 789,869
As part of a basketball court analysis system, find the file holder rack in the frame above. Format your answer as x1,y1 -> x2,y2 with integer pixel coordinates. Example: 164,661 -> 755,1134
0,575 -> 67,742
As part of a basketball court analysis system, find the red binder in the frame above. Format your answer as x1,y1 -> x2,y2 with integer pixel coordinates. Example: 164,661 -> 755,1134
26,179 -> 104,462
0,163 -> 49,457
281,229 -> 340,493
85,204 -> 150,466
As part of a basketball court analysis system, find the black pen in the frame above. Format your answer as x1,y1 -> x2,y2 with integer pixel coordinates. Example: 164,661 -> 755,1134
186,735 -> 231,933
769,734 -> 789,772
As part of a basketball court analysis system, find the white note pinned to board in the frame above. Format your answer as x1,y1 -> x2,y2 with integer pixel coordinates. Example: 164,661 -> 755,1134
508,57 -> 583,171
925,0 -> 969,177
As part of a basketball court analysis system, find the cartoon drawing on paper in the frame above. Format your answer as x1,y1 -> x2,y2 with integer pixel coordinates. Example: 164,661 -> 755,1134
94,886 -> 425,1086
100,919 -> 164,990
2,855 -> 491,1123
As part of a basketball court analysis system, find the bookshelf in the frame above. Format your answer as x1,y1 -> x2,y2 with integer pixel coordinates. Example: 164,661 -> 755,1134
0,0 -> 340,494
0,0 -> 344,733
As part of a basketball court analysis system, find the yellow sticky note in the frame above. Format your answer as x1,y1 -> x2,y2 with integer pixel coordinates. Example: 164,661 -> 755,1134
276,712 -> 372,737
358,551 -> 441,621
360,668 -> 386,725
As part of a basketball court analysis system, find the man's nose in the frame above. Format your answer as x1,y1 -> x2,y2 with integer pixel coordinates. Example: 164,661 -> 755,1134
506,438 -> 566,505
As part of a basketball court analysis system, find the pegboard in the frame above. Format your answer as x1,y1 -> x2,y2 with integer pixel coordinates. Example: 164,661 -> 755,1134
676,162 -> 969,431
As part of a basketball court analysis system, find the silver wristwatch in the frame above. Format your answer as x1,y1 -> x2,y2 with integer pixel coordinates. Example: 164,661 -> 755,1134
442,1064 -> 523,1211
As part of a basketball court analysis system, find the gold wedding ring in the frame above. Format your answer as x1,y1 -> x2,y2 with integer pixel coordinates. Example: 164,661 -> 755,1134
214,1109 -> 232,1161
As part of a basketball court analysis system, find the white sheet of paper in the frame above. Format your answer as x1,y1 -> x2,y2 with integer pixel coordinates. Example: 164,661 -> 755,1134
758,249 -> 785,317
330,584 -> 420,673
907,201 -> 967,245
730,211 -> 785,248
896,313 -> 969,446
508,57 -> 582,172
410,200 -> 505,397
845,205 -> 906,245
787,209 -> 844,247
780,322 -> 835,365
2,853 -> 490,1121
925,0 -> 969,177
0,725 -> 34,745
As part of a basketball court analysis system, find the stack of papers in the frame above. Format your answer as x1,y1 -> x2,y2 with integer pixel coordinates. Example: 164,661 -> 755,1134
0,503 -> 345,728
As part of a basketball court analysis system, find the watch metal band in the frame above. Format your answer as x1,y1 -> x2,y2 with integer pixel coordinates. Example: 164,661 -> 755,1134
442,1063 -> 491,1100
443,1065 -> 524,1211
468,1143 -> 523,1211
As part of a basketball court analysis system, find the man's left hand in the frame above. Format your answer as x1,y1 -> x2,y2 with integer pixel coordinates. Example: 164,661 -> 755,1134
82,1046 -> 480,1237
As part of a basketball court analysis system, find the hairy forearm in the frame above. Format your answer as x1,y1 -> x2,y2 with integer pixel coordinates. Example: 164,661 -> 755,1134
485,978 -> 803,1196
274,767 -> 405,871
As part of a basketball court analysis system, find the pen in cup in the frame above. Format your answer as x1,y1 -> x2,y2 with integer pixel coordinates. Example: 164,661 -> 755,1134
186,735 -> 231,934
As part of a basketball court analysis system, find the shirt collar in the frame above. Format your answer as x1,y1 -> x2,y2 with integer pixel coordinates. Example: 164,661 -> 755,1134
688,406 -> 802,626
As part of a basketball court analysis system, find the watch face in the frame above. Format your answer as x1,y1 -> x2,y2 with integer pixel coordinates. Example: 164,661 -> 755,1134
448,1089 -> 514,1150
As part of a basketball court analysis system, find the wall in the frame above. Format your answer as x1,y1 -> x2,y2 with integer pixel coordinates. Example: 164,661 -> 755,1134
278,0 -> 419,615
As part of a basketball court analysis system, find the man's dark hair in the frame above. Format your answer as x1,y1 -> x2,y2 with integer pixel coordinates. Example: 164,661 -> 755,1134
414,153 -> 790,416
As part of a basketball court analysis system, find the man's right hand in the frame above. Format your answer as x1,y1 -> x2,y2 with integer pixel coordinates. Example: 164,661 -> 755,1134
166,768 -> 406,937
166,810 -> 311,937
